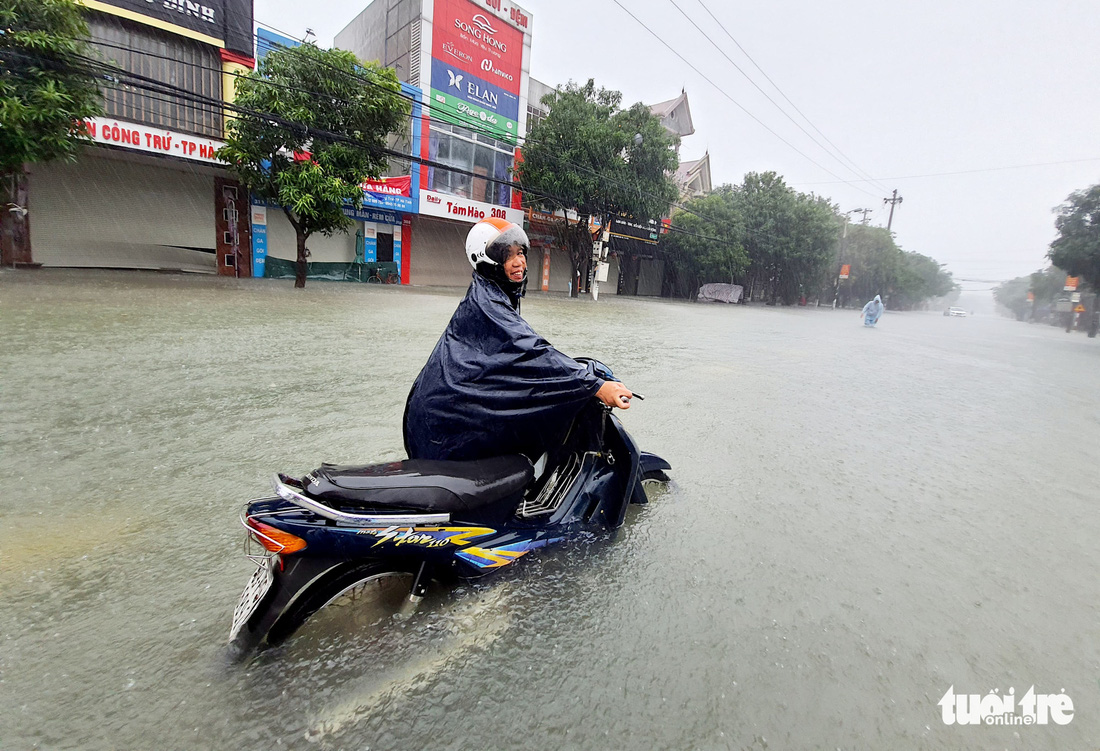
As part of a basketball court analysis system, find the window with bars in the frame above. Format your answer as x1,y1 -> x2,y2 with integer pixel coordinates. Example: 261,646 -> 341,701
87,13 -> 223,139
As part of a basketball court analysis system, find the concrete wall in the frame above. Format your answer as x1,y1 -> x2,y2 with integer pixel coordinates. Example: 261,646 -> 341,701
265,210 -> 356,263
333,2 -> 387,65
264,210 -> 402,265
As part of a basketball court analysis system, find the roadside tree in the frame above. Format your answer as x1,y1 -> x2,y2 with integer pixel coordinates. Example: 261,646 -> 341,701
218,44 -> 408,288
735,172 -> 836,305
993,275 -> 1031,320
516,79 -> 679,297
1048,184 -> 1100,292
659,186 -> 747,299
0,0 -> 101,265
995,266 -> 1079,323
891,251 -> 956,309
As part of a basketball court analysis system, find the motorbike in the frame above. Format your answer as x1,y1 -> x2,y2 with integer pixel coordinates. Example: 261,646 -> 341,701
227,359 -> 671,656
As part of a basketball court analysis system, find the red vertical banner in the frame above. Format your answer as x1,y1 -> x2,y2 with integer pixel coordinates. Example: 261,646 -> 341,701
401,216 -> 413,284
540,248 -> 550,292
511,147 -> 523,209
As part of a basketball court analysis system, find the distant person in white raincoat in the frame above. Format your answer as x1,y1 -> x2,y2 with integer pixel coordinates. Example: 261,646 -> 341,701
861,295 -> 884,327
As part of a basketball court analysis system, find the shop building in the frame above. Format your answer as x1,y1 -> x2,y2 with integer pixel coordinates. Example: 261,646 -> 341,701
25,0 -> 255,274
335,0 -> 533,287
520,85 -> 707,297
242,29 -> 422,284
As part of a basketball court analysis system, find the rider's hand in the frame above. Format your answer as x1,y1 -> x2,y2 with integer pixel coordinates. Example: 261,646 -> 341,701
596,381 -> 633,409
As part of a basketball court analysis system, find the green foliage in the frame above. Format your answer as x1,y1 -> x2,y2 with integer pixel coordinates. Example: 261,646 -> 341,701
890,251 -> 956,309
519,80 -> 679,220
659,186 -> 746,298
661,173 -> 852,304
736,173 -> 838,304
217,44 -> 408,286
833,223 -> 955,309
516,79 -> 680,294
992,275 -> 1031,321
993,266 -> 1074,321
0,0 -> 102,172
1030,266 -> 1069,301
1048,184 -> 1100,291
660,169 -> 954,307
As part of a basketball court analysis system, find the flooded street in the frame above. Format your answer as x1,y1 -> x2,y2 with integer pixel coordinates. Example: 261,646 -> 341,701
2,270 -> 1098,750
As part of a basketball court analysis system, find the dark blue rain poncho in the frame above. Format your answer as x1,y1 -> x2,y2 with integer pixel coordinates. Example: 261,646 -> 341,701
403,273 -> 603,462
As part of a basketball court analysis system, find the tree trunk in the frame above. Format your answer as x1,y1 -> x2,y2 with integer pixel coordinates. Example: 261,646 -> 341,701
284,208 -> 310,288
1,168 -> 32,267
295,229 -> 309,288
567,217 -> 590,298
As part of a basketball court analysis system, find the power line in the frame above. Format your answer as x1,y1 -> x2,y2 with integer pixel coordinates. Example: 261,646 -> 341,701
243,22 -> 877,243
13,43 -> 855,252
691,0 -> 892,195
608,0 -> 883,202
240,26 -> 807,241
665,0 -> 889,194
794,157 -> 1100,184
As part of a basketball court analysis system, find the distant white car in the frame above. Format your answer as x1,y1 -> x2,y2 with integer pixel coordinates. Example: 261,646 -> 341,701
944,307 -> 968,317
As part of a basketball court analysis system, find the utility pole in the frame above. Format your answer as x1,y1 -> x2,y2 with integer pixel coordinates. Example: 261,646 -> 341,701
834,209 -> 868,308
884,189 -> 903,230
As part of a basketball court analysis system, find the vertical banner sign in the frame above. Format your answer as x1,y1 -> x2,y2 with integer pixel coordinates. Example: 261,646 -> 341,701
431,0 -> 524,142
401,216 -> 413,285
250,200 -> 267,277
363,223 -> 378,263
839,264 -> 851,279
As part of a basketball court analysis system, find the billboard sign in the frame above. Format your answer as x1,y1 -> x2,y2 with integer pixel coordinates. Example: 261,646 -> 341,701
342,206 -> 401,226
1064,276 -> 1079,291
256,27 -> 299,62
430,58 -> 519,122
361,175 -> 415,213
93,0 -> 254,55
81,117 -> 224,163
431,0 -> 525,141
609,217 -> 660,245
839,264 -> 851,279
419,189 -> 523,225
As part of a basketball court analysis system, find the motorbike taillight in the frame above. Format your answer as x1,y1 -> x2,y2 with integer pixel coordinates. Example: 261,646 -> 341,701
245,517 -> 307,554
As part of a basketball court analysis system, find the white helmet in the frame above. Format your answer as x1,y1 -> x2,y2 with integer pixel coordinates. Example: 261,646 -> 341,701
465,217 -> 530,270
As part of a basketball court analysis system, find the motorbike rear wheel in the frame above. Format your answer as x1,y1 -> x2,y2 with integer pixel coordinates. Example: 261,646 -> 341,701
266,562 -> 418,647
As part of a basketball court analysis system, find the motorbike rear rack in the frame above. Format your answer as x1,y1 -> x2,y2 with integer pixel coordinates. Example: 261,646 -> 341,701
272,473 -> 451,526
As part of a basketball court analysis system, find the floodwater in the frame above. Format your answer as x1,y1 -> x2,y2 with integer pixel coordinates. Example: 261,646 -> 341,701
1,269 -> 1098,751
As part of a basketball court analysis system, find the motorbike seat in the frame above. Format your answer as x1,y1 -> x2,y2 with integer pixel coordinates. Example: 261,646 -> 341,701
300,455 -> 534,526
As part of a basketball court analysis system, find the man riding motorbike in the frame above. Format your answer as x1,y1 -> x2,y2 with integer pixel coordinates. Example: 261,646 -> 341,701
403,217 -> 634,462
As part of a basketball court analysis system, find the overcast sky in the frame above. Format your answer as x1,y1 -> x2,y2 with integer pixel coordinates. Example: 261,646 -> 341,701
256,0 -> 1100,290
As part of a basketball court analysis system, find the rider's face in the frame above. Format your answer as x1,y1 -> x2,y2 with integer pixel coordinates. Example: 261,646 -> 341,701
503,245 -> 527,282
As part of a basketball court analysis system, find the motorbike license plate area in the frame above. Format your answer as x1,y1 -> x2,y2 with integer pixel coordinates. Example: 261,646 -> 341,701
229,556 -> 275,641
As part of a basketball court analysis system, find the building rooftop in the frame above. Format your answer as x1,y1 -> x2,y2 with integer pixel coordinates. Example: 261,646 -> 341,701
648,90 -> 694,138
